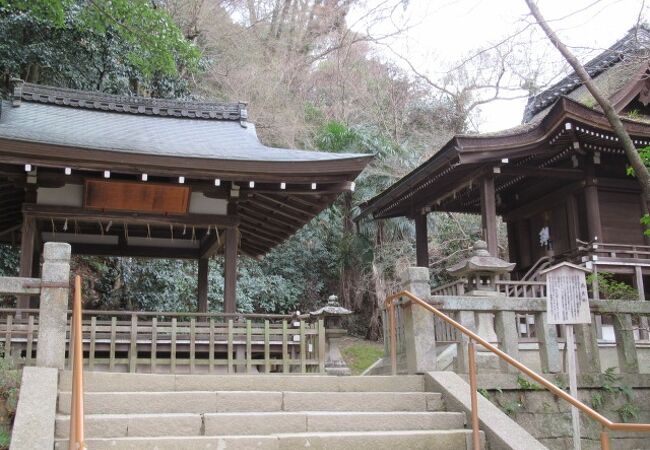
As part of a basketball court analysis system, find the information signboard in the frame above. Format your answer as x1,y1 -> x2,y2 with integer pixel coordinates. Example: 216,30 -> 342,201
545,264 -> 591,325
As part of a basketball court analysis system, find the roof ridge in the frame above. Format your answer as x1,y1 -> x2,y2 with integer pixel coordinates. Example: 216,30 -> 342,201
523,25 -> 650,122
11,80 -> 246,122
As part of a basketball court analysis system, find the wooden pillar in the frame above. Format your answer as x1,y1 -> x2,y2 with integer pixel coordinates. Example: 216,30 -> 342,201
480,175 -> 498,256
414,213 -> 429,268
223,226 -> 238,314
584,163 -> 602,242
17,216 -> 36,309
197,258 -> 209,314
566,194 -> 579,248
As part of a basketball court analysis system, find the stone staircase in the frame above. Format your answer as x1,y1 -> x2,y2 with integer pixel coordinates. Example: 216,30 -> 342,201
54,372 -> 484,449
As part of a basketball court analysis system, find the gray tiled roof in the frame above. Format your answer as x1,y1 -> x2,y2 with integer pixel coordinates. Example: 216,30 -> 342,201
523,26 -> 650,123
0,101 -> 362,163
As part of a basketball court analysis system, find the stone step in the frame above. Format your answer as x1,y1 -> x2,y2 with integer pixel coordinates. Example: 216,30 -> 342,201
55,429 -> 484,450
58,371 -> 424,392
57,391 -> 444,414
55,411 -> 466,438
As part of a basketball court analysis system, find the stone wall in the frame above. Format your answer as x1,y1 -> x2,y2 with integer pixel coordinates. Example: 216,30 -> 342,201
475,373 -> 650,450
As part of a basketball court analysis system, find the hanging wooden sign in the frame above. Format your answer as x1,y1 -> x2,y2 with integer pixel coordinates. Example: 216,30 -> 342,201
84,179 -> 190,215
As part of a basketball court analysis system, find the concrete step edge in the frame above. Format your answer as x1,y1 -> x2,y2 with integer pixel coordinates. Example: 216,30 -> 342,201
55,429 -> 479,441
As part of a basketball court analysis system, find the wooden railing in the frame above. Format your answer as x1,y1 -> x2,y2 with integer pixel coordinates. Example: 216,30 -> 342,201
494,280 -> 546,298
431,279 -> 466,296
68,275 -> 85,450
385,291 -> 650,450
579,242 -> 650,261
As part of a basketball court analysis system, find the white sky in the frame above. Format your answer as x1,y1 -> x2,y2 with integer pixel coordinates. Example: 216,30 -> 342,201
353,0 -> 648,132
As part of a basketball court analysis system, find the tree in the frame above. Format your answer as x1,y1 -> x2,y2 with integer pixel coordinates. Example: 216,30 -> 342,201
0,0 -> 201,95
524,0 -> 650,210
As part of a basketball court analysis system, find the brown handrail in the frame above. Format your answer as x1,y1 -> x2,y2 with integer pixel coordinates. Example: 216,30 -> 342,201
385,290 -> 650,450
69,275 -> 85,450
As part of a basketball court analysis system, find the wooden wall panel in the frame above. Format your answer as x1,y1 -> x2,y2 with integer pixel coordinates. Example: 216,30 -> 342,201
84,180 -> 190,215
598,190 -> 645,245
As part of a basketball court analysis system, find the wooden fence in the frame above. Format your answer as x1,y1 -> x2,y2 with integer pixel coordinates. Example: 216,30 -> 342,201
0,308 -> 327,374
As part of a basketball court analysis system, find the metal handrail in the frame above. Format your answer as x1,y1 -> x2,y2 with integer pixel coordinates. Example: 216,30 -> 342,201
68,275 -> 86,450
385,290 -> 650,450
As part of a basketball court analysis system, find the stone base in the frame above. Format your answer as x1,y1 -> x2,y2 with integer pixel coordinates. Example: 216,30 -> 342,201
326,366 -> 352,376
454,352 -> 500,372
476,352 -> 500,371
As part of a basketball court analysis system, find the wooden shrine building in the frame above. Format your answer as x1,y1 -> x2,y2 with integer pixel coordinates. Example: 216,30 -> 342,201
358,26 -> 650,295
0,81 -> 371,312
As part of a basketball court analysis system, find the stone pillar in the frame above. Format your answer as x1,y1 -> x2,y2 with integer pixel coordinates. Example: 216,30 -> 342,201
575,318 -> 601,373
399,267 -> 437,373
36,242 -> 71,370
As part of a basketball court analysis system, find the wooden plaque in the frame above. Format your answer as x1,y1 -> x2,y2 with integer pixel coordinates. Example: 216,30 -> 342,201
84,180 -> 190,215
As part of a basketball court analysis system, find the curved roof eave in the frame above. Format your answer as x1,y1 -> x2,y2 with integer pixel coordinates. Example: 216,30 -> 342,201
356,96 -> 650,221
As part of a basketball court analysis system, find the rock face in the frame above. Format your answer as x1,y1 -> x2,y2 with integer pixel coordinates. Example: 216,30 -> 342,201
53,371 -> 486,449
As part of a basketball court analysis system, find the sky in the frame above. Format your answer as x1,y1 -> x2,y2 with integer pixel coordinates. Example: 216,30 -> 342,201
353,0 -> 648,132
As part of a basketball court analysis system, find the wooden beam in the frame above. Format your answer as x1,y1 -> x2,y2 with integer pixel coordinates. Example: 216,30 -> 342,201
238,223 -> 287,245
253,193 -> 320,216
18,216 -> 36,308
237,204 -> 298,230
414,213 -> 429,267
199,230 -> 225,259
197,258 -> 209,314
0,223 -> 21,237
70,243 -> 199,259
243,197 -> 313,223
239,239 -> 269,256
238,210 -> 296,233
499,166 -> 583,180
480,175 -> 498,256
223,227 -> 238,314
22,204 -> 239,228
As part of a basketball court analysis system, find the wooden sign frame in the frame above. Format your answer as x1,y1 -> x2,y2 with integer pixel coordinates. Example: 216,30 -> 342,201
84,179 -> 190,215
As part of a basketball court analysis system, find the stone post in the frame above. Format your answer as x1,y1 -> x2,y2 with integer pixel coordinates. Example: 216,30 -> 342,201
399,267 -> 437,373
575,317 -> 601,373
36,242 -> 71,370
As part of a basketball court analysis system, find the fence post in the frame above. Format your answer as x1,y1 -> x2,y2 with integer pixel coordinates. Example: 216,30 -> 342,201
399,267 -> 437,373
575,315 -> 601,373
494,310 -> 519,373
36,242 -> 71,370
455,311 -> 476,373
535,311 -> 562,373
612,313 -> 639,374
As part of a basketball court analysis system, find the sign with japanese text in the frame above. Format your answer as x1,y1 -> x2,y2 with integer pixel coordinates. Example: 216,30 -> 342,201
545,264 -> 591,325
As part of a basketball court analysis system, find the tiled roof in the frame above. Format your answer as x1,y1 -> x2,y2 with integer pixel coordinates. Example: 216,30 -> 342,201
0,82 -> 366,163
523,26 -> 650,123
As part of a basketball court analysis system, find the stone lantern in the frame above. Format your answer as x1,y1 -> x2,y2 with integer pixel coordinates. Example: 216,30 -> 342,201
447,240 -> 515,351
310,295 -> 352,376
447,240 -> 515,295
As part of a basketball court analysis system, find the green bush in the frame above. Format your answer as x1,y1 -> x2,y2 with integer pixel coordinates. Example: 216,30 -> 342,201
586,272 -> 638,300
